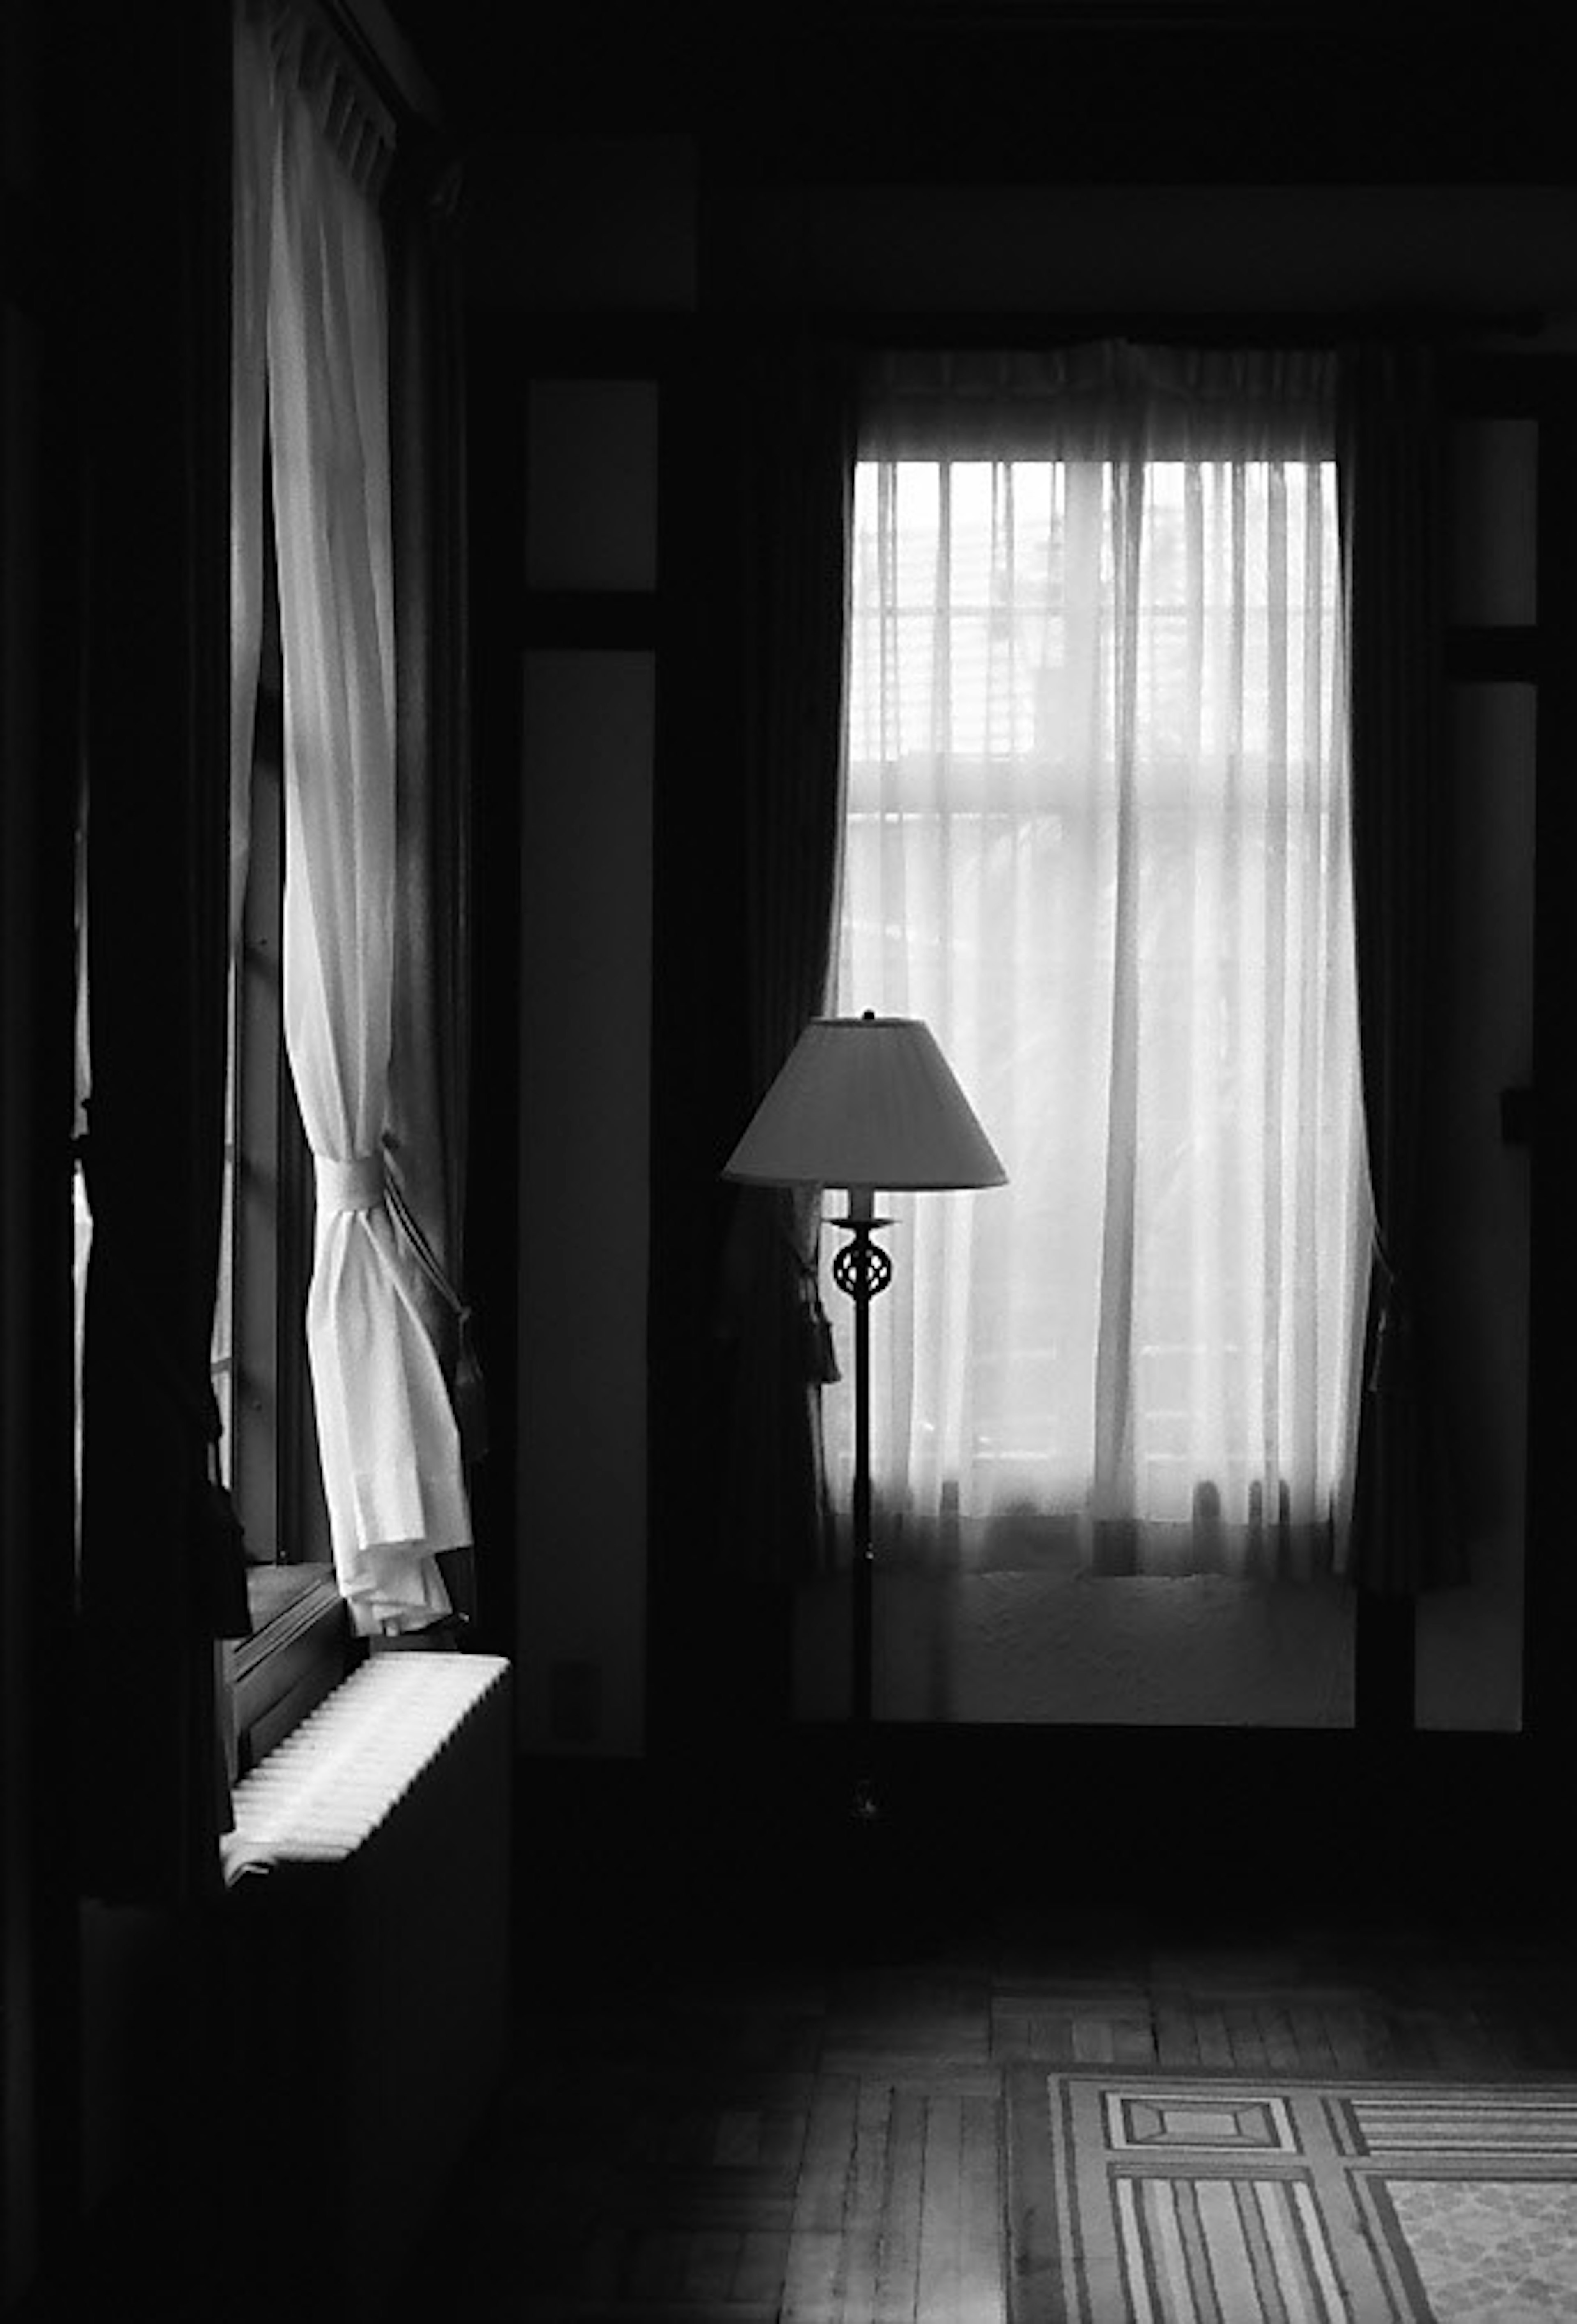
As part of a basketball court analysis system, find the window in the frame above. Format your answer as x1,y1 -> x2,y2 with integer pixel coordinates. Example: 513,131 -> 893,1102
228,0 -> 471,1708
830,351 -> 1371,1579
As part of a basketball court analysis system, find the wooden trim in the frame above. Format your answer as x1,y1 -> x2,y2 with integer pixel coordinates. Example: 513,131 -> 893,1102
1522,393 -> 1577,1744
1445,625 -> 1541,683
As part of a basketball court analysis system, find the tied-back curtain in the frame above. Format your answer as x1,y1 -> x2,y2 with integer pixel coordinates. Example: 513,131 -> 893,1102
1338,345 -> 1466,1594
237,5 -> 469,1631
836,343 -> 1372,1579
717,335 -> 857,1589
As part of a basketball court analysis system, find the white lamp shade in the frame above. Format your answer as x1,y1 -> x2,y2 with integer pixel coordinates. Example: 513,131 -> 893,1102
723,1015 -> 1007,1194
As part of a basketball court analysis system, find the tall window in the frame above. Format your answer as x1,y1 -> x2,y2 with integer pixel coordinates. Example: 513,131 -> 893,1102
230,0 -> 473,1646
832,346 -> 1372,1579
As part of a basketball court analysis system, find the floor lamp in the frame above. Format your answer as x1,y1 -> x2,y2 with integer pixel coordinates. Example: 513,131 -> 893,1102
724,1012 -> 1007,1816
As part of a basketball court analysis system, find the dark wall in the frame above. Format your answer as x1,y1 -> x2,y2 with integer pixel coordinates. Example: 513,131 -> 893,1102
2,0 -> 82,2300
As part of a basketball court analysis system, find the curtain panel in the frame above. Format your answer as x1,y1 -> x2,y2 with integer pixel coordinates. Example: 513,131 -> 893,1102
234,2 -> 470,1634
834,343 -> 1373,1582
715,336 -> 858,1597
77,0 -> 246,1908
1338,344 -> 1467,1595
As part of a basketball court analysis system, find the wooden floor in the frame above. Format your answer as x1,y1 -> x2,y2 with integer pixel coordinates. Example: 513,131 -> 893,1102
393,1764 -> 1577,2324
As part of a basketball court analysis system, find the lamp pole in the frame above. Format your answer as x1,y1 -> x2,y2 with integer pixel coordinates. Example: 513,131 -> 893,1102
830,1186 -> 891,1815
720,1012 -> 1007,1831
852,1253 -> 871,1730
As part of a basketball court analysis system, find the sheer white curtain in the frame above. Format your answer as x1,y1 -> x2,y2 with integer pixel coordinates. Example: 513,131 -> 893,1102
833,345 -> 1372,1579
235,6 -> 468,1631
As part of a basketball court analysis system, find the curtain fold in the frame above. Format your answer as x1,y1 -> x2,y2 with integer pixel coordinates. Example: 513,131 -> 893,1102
836,343 -> 1372,1580
1338,345 -> 1467,1595
263,28 -> 467,1634
717,334 -> 858,1590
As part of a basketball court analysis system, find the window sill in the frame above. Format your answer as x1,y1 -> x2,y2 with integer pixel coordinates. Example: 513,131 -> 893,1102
229,1564 -> 350,1775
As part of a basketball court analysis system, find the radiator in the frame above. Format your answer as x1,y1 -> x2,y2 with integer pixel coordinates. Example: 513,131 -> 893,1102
220,1651 -> 513,2322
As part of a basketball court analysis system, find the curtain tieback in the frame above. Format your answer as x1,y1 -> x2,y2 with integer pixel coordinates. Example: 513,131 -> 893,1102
316,1152 -> 386,1213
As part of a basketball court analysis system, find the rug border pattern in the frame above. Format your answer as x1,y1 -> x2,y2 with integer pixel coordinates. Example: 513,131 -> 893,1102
1007,2063 -> 1577,2324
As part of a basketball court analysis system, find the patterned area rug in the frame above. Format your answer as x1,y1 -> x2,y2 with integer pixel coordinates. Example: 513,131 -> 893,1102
1006,2066 -> 1577,2321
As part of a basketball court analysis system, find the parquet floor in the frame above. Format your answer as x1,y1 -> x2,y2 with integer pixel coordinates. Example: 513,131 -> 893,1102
393,1801 -> 1577,2324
